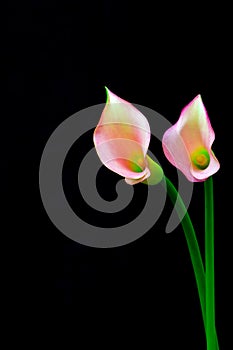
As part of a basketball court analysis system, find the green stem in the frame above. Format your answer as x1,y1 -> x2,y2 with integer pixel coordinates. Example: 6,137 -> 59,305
164,176 -> 219,349
164,177 -> 206,322
205,176 -> 216,350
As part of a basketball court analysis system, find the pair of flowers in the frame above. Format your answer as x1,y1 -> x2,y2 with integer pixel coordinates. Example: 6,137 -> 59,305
93,87 -> 220,185
93,88 -> 220,350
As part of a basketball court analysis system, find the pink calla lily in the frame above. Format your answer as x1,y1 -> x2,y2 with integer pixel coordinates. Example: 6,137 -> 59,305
162,94 -> 220,182
93,87 -> 163,185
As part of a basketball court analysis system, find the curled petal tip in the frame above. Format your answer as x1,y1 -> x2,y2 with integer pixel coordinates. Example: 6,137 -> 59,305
104,86 -> 124,104
104,86 -> 110,103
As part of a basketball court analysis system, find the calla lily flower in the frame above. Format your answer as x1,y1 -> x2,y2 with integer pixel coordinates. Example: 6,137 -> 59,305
93,87 -> 164,185
162,94 -> 220,182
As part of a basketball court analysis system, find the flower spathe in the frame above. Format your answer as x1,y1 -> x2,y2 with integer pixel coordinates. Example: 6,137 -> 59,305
93,87 -> 164,185
162,94 -> 220,182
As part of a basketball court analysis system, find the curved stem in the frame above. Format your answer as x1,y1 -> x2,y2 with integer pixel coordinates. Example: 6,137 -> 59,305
164,176 -> 219,349
164,177 -> 206,322
205,176 -> 217,350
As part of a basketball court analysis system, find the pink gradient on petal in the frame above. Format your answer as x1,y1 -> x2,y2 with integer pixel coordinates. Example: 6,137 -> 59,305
162,94 -> 220,182
95,138 -> 149,179
94,87 -> 151,156
94,87 -> 151,180
162,128 -> 196,182
177,95 -> 215,154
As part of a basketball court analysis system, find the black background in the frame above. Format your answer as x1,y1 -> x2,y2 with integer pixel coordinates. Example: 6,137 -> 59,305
7,1 -> 229,348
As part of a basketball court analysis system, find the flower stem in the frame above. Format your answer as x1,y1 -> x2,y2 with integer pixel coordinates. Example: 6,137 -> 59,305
164,177 -> 205,321
164,176 -> 219,349
205,176 -> 217,350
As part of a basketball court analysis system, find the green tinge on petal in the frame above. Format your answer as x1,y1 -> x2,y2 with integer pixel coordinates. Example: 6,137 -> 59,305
142,155 -> 164,185
129,153 -> 146,172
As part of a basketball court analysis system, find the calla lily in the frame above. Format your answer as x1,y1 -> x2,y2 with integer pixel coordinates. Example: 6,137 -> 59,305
162,94 -> 220,182
93,87 -> 163,185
